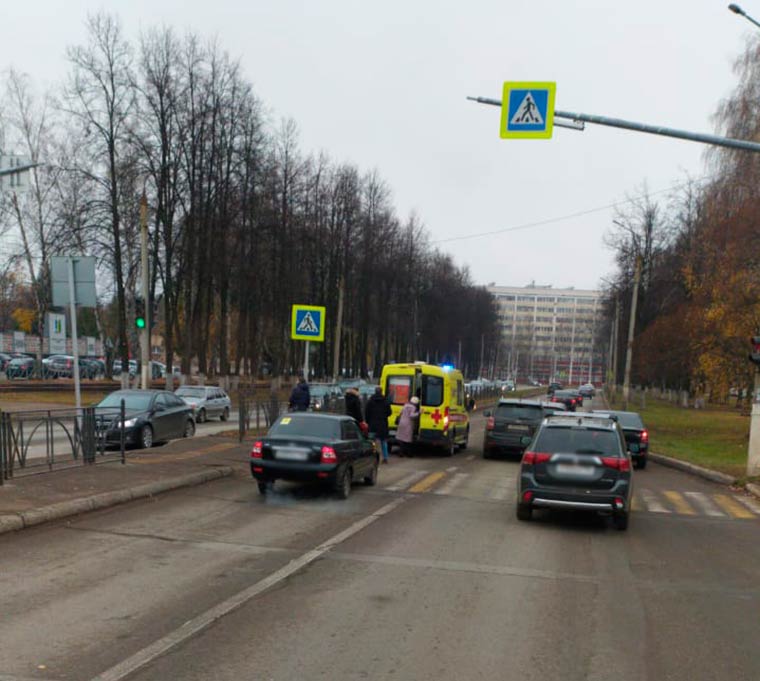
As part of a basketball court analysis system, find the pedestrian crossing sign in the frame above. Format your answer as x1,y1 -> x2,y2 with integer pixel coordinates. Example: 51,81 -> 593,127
500,81 -> 556,139
291,304 -> 326,342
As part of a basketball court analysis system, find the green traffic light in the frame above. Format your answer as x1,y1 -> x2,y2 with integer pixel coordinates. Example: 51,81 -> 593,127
135,317 -> 146,329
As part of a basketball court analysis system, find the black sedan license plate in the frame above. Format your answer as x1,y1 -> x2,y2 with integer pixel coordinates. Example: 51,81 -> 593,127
275,448 -> 309,461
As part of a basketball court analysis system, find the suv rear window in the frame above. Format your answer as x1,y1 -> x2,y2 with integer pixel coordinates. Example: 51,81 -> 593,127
614,413 -> 644,429
534,427 -> 622,456
496,404 -> 543,420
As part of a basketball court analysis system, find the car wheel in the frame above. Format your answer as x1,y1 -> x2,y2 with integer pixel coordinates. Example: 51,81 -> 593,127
458,427 -> 469,451
364,460 -> 379,486
221,407 -> 229,422
184,419 -> 195,438
336,466 -> 352,499
613,511 -> 629,531
257,481 -> 270,495
140,425 -> 154,449
637,457 -> 647,470
197,408 -> 206,424
446,435 -> 456,457
516,503 -> 532,521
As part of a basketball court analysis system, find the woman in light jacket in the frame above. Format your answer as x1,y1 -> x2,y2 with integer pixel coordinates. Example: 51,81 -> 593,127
396,396 -> 420,457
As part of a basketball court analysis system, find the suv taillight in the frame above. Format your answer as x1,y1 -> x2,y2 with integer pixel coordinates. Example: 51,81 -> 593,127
522,451 -> 551,465
486,417 -> 495,430
251,441 -> 263,459
640,430 -> 649,443
601,456 -> 631,472
320,446 -> 337,464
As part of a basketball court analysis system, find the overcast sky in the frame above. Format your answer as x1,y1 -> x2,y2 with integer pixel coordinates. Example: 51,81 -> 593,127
3,0 -> 752,291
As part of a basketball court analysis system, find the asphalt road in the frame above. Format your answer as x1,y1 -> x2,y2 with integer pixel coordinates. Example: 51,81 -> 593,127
2,398 -> 760,681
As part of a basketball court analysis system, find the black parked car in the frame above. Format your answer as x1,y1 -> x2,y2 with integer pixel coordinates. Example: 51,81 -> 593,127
516,413 -> 633,530
549,389 -> 579,412
547,381 -> 562,396
594,410 -> 649,469
483,399 -> 544,459
95,389 -> 195,449
0,352 -> 12,372
250,413 -> 378,499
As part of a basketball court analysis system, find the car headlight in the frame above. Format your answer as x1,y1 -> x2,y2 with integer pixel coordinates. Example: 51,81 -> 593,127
122,417 -> 139,428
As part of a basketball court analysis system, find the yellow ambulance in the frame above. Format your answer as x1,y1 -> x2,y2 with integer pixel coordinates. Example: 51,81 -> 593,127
379,362 -> 469,455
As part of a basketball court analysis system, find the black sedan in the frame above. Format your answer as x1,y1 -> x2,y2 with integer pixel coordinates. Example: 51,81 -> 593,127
594,410 -> 649,469
95,389 -> 195,449
250,413 -> 378,499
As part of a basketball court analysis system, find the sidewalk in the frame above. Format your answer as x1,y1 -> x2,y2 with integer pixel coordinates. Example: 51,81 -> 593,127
0,433 -> 253,535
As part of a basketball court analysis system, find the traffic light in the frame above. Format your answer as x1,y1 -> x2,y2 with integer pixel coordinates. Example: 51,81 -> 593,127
750,336 -> 760,365
135,297 -> 146,330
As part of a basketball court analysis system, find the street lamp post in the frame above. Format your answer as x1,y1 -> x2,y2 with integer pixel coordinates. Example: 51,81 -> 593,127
728,3 -> 760,475
729,3 -> 760,30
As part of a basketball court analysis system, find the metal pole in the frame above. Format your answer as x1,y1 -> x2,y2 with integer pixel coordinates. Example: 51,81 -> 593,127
67,257 -> 82,413
466,96 -> 760,153
140,192 -> 150,390
304,340 -> 310,379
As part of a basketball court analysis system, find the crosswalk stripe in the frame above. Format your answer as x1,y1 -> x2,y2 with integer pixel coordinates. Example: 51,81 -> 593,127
639,489 -> 670,513
683,492 -> 725,517
663,491 -> 696,515
434,472 -> 470,496
385,470 -> 429,492
488,483 -> 513,501
409,471 -> 447,493
631,495 -> 643,511
733,495 -> 760,515
713,494 -> 756,519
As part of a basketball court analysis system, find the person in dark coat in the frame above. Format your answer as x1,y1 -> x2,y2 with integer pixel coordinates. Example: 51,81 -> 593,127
345,387 -> 363,424
288,375 -> 310,411
365,386 -> 392,463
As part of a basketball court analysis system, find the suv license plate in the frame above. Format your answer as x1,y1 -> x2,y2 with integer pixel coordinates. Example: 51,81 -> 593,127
555,463 -> 595,476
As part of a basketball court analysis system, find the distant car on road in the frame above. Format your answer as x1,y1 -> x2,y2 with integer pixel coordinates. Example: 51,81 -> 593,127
308,383 -> 342,411
547,381 -> 562,396
516,412 -> 633,530
95,389 -> 195,449
0,352 -> 12,372
549,389 -> 579,412
593,410 -> 649,469
483,399 -> 544,459
174,385 -> 231,423
250,412 -> 378,498
579,383 -> 596,398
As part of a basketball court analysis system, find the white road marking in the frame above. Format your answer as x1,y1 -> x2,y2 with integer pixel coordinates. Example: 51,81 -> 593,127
488,479 -> 515,501
89,496 -> 408,681
446,466 -> 459,472
434,472 -> 469,495
639,489 -> 670,513
465,455 -> 475,461
684,492 -> 726,517
385,470 -> 430,492
733,494 -> 760,515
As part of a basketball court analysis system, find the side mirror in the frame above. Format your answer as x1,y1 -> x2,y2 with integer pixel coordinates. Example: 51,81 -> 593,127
484,410 -> 492,417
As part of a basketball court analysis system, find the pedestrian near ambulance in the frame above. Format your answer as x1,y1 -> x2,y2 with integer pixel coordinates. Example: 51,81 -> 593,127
345,387 -> 364,424
365,386 -> 392,463
396,395 -> 420,457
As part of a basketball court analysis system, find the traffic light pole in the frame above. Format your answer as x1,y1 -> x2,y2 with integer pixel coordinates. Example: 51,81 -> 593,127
140,193 -> 150,390
67,257 -> 82,412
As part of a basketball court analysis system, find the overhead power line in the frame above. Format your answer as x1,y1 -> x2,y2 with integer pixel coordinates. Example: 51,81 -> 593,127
433,178 -> 706,245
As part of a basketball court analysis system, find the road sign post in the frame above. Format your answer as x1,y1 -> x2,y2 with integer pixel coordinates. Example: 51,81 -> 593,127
291,304 -> 326,378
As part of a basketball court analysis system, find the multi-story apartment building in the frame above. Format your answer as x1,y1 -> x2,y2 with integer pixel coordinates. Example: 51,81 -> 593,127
487,283 -> 604,385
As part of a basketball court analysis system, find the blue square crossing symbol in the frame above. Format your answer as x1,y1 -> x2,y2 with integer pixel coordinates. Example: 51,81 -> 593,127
500,81 -> 556,139
291,304 -> 326,341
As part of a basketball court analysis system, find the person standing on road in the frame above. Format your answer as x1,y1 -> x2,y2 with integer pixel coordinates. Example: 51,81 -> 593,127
396,395 -> 420,457
345,387 -> 364,424
365,386 -> 392,464
288,374 -> 311,411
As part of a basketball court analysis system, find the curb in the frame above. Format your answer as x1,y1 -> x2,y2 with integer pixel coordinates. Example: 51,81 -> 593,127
0,466 -> 235,536
649,453 -> 735,485
747,482 -> 760,499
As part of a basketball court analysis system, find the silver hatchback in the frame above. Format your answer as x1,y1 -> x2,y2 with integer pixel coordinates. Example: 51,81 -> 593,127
175,386 -> 232,423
